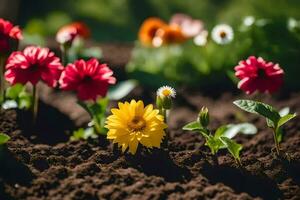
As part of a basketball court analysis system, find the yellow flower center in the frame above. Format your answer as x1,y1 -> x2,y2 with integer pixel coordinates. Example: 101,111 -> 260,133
162,89 -> 171,97
128,116 -> 146,131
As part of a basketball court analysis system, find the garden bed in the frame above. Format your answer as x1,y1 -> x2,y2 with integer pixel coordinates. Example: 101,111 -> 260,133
0,81 -> 299,199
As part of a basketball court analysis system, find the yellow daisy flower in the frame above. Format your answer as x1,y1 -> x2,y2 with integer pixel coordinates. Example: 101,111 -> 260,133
105,100 -> 167,155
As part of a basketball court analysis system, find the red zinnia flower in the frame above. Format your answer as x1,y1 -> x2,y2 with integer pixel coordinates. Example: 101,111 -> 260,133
5,46 -> 63,87
235,56 -> 284,94
0,18 -> 22,54
59,58 -> 116,101
56,22 -> 90,44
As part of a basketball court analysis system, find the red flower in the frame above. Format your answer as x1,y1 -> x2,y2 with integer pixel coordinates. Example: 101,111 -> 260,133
235,56 -> 284,94
0,18 -> 22,54
5,46 -> 63,87
56,22 -> 90,44
59,58 -> 116,101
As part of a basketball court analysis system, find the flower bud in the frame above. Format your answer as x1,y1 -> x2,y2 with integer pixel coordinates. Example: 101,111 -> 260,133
156,96 -> 163,109
156,86 -> 176,110
198,106 -> 209,127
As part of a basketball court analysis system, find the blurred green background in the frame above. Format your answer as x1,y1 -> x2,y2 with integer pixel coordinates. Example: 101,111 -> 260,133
16,0 -> 300,42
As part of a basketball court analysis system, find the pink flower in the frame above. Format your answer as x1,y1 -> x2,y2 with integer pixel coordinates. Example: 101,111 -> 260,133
59,58 -> 116,101
169,13 -> 204,38
0,18 -> 22,54
5,46 -> 63,87
235,56 -> 284,94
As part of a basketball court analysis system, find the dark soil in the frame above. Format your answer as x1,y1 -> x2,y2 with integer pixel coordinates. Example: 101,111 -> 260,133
0,89 -> 300,200
0,44 -> 300,200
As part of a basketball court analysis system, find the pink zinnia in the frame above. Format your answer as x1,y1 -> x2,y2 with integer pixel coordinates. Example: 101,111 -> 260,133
0,18 -> 22,54
235,56 -> 284,94
5,46 -> 64,87
59,58 -> 116,101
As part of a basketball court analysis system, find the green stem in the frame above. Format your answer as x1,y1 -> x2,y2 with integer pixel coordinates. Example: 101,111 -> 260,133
235,158 -> 242,167
0,56 -> 5,103
60,44 -> 69,66
93,117 -> 102,134
273,129 -> 280,156
32,85 -> 39,124
162,109 -> 167,123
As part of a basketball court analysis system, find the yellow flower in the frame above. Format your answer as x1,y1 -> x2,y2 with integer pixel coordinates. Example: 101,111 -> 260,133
105,100 -> 167,155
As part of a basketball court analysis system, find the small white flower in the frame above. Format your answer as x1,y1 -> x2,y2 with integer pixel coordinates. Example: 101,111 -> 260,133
243,16 -> 255,26
193,30 -> 208,46
211,24 -> 234,45
157,86 -> 176,98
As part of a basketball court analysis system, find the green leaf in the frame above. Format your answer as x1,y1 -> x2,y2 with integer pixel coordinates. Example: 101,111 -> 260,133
108,80 -> 137,100
70,128 -> 98,141
6,84 -> 24,99
233,99 -> 280,126
78,98 -> 109,135
222,123 -> 257,139
220,137 -> 243,161
278,113 -> 297,127
266,118 -> 275,128
0,133 -> 10,145
206,135 -> 223,155
214,125 -> 229,139
182,121 -> 203,131
5,84 -> 32,110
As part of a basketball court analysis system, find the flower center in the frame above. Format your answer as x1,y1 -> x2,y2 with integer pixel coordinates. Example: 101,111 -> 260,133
29,64 -> 39,72
162,89 -> 171,97
128,116 -> 146,131
219,31 -> 227,38
82,76 -> 93,83
257,68 -> 266,78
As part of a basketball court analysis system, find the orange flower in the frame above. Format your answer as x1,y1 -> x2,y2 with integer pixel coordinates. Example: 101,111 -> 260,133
153,25 -> 186,47
56,22 -> 90,44
69,22 -> 90,39
138,18 -> 166,46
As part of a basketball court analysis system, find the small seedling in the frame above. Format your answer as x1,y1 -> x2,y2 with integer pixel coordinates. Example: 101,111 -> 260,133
2,83 -> 32,110
183,107 -> 257,166
234,99 -> 297,156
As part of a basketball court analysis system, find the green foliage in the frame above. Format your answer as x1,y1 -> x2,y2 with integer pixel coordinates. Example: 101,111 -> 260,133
71,128 -> 98,141
183,108 -> 257,164
3,84 -> 32,110
183,121 -> 205,132
220,137 -> 243,162
0,133 -> 10,145
234,99 -> 297,145
78,98 -> 109,135
233,100 -> 281,127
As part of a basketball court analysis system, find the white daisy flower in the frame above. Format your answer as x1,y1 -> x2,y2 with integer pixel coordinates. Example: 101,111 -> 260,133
157,86 -> 176,98
193,30 -> 208,46
211,24 -> 234,45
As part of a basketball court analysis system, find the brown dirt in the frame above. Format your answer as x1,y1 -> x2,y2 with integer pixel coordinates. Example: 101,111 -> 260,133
0,89 -> 299,200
